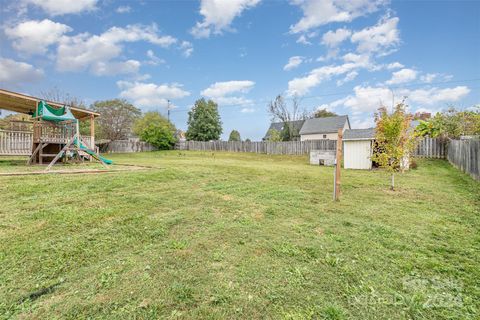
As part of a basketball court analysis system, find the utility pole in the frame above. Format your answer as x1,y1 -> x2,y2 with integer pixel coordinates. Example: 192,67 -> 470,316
333,128 -> 343,201
167,99 -> 171,122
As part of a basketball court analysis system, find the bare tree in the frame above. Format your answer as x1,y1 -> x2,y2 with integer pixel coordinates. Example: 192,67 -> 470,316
267,94 -> 308,141
39,87 -> 86,108
91,99 -> 141,141
39,87 -> 92,136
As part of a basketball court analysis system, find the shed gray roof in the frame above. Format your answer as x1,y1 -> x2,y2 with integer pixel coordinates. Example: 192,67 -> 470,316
263,120 -> 305,140
343,128 -> 375,141
299,115 -> 350,135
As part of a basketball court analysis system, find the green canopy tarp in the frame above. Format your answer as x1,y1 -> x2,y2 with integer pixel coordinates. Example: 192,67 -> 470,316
34,101 -> 77,122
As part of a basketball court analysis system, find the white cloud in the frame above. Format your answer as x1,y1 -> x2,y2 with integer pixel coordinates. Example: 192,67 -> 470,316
145,50 -> 165,66
319,85 -> 471,115
386,62 -> 404,70
116,5 -> 131,13
420,73 -> 437,84
56,24 -> 178,75
296,34 -> 311,45
290,16 -> 402,95
295,31 -> 318,45
284,56 -> 304,71
93,60 -> 141,76
241,107 -> 255,113
321,27 -> 351,47
117,81 -> 190,108
342,86 -> 393,112
5,21 -> 188,76
99,24 -> 177,47
4,19 -> 72,55
289,0 -> 385,34
201,80 -> 255,105
419,73 -> 452,83
0,57 -> 43,85
24,0 -> 97,16
133,74 -> 152,81
201,80 -> 254,97
342,52 -> 370,65
350,117 -> 375,129
190,0 -> 261,38
215,96 -> 253,105
287,53 -> 371,95
405,86 -> 470,105
385,68 -> 417,85
180,41 -> 194,57
351,16 -> 400,55
336,71 -> 358,86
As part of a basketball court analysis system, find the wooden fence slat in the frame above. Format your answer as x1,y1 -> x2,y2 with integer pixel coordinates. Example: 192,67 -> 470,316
175,139 -> 337,155
105,139 -> 156,153
447,138 -> 479,181
175,137 -> 454,159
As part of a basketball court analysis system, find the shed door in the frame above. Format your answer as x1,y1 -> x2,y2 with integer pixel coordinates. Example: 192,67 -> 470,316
344,140 -> 372,169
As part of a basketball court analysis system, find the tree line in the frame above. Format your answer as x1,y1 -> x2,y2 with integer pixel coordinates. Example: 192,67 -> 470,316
1,88 -> 478,151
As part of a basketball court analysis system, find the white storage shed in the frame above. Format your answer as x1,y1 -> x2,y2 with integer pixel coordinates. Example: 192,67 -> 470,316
343,128 -> 375,170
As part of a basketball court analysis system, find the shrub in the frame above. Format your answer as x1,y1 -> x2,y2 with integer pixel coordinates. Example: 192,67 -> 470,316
134,112 -> 176,150
228,130 -> 241,142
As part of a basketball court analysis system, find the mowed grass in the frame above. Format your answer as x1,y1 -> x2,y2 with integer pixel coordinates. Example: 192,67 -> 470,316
0,151 -> 478,319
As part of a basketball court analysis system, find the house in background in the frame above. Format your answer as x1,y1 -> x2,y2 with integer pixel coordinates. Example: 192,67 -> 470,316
263,120 -> 305,141
299,115 -> 350,141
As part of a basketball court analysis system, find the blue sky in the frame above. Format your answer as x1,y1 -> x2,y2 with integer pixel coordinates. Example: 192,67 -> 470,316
1,0 -> 479,140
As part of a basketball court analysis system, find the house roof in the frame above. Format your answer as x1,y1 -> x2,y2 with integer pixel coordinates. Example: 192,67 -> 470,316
299,115 -> 350,135
0,88 -> 99,120
343,128 -> 375,141
263,119 -> 305,140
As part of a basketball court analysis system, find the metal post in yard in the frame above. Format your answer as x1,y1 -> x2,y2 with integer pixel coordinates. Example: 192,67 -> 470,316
167,99 -> 171,121
334,128 -> 342,201
333,158 -> 337,201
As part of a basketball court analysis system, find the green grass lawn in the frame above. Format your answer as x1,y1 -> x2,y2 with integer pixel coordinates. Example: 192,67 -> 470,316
0,151 -> 478,319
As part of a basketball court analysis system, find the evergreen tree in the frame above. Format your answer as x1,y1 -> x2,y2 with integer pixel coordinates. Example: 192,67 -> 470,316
186,99 -> 222,141
228,130 -> 241,141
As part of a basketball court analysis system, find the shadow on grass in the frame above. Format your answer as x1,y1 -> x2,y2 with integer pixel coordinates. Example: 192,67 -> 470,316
18,282 -> 61,303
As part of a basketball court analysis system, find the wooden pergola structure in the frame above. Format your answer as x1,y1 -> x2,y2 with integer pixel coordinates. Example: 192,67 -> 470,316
0,88 -> 99,161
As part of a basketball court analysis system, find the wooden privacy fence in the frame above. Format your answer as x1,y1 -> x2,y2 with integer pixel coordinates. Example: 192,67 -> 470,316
177,139 -> 337,155
413,137 -> 447,158
105,139 -> 157,153
0,130 -> 32,155
447,139 -> 479,181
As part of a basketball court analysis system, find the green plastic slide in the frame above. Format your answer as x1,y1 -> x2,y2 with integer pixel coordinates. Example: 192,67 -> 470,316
74,138 -> 113,165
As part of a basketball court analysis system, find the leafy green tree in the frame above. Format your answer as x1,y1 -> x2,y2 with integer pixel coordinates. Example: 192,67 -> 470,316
314,108 -> 337,118
415,120 -> 441,137
245,138 -> 251,142
90,99 -> 141,141
228,130 -> 241,142
186,98 -> 222,141
266,129 -> 282,142
134,112 -> 176,149
371,102 -> 416,191
423,107 -> 479,138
